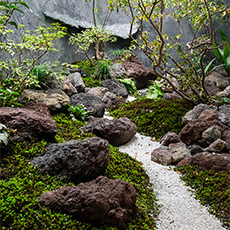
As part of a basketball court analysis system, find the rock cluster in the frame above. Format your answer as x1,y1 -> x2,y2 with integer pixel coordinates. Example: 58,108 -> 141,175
151,104 -> 230,172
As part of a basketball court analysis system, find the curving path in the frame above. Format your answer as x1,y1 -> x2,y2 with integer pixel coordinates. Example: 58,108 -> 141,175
118,133 -> 226,230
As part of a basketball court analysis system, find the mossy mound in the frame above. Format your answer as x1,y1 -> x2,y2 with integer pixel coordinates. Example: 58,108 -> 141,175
110,98 -> 193,140
0,113 -> 159,229
175,165 -> 230,228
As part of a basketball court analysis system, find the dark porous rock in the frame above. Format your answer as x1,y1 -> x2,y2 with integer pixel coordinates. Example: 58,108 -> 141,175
205,139 -> 226,153
82,117 -> 137,146
222,129 -> 230,153
70,93 -> 105,117
0,107 -> 57,142
218,104 -> 230,127
18,89 -> 70,113
24,103 -> 52,117
187,145 -> 203,156
39,176 -> 137,225
182,104 -> 217,125
179,110 -> 227,146
177,152 -> 230,172
168,142 -> 190,164
113,53 -> 157,89
31,137 -> 109,183
68,72 -> 85,92
102,92 -> 126,109
102,79 -> 128,98
160,132 -> 181,146
151,148 -> 172,166
201,125 -> 222,145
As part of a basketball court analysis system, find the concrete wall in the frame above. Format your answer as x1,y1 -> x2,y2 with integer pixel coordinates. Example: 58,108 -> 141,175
3,0 -> 230,67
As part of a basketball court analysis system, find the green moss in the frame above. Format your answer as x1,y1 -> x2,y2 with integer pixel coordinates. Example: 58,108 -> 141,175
110,98 -> 193,140
175,165 -> 230,228
53,113 -> 94,142
0,113 -> 159,229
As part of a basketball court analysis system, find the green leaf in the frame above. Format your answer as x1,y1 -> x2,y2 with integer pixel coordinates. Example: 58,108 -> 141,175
0,2 -> 8,7
11,1 -> 30,9
219,29 -> 229,44
8,21 -> 18,29
205,58 -> 216,74
212,47 -> 224,64
223,42 -> 230,62
225,55 -> 230,76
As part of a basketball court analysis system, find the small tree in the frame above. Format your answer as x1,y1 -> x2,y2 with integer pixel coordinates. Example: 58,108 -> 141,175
69,26 -> 116,64
0,1 -> 67,107
109,0 -> 229,104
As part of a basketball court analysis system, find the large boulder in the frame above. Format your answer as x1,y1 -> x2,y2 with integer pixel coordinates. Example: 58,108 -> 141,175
182,104 -> 217,125
108,63 -> 127,78
102,79 -> 128,98
85,87 -> 109,99
18,89 -> 70,112
102,92 -> 126,109
177,152 -> 230,172
179,110 -> 227,146
82,117 -> 137,146
0,107 -> 57,142
160,132 -> 180,146
70,93 -> 105,117
204,67 -> 230,96
39,176 -> 137,225
31,137 -> 109,183
113,53 -> 157,89
151,147 -> 172,166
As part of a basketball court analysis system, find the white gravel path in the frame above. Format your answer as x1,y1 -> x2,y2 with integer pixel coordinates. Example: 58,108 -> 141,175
118,133 -> 226,230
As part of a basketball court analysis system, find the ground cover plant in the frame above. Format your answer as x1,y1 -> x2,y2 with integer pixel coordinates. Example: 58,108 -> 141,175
175,165 -> 230,228
0,113 -> 159,229
110,98 -> 193,140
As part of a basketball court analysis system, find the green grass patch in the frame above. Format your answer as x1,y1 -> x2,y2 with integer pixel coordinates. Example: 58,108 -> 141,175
0,113 -> 159,229
110,98 -> 193,140
175,165 -> 230,228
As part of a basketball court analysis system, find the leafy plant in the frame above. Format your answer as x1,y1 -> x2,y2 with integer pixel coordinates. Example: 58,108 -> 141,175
68,104 -> 88,121
146,82 -> 164,100
212,29 -> 230,76
118,78 -> 137,94
92,59 -> 112,80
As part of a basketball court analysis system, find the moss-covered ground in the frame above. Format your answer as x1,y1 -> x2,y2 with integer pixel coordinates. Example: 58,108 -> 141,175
110,98 -> 193,140
109,97 -> 229,228
175,165 -> 230,229
0,113 -> 159,229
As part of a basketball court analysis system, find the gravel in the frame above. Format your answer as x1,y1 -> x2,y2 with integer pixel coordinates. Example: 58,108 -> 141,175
118,132 -> 226,230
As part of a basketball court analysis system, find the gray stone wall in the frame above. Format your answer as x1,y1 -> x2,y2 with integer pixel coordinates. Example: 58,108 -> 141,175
2,0 -> 230,67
